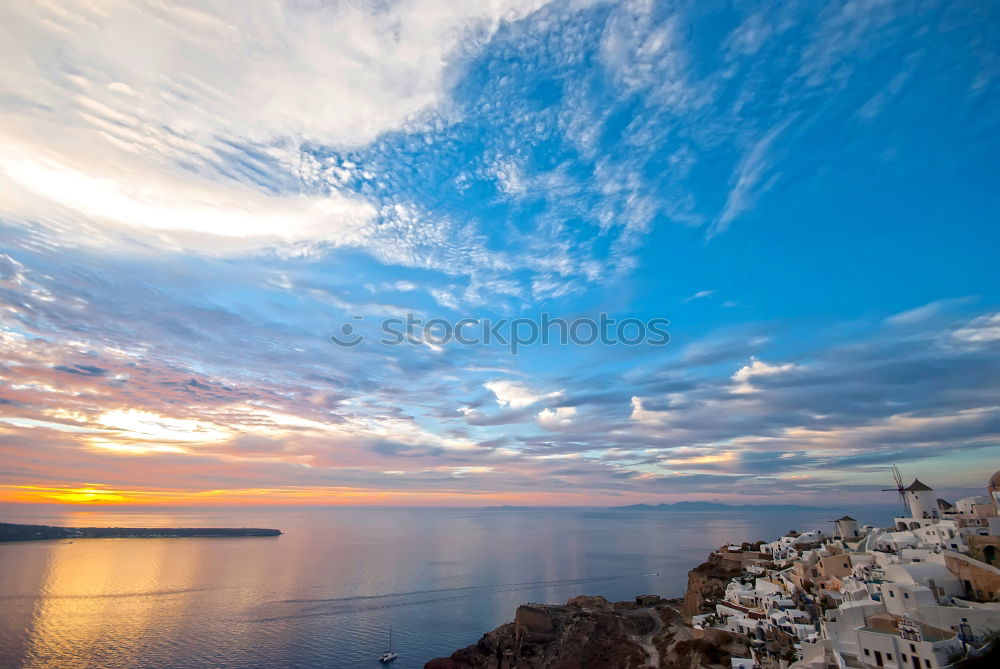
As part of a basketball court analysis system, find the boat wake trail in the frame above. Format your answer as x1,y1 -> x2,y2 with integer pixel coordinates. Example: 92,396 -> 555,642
255,574 -> 648,622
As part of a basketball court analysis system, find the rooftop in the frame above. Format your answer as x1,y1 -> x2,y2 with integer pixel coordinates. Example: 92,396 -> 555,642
861,612 -> 954,643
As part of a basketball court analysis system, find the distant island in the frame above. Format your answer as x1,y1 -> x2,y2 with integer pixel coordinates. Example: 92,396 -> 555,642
481,502 -> 837,512
617,501 -> 836,512
0,522 -> 282,542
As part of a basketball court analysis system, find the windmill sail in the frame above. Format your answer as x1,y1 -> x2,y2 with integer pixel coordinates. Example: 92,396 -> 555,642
881,465 -> 907,512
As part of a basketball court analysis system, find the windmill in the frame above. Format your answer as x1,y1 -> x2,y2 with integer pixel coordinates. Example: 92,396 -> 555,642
882,465 -> 907,513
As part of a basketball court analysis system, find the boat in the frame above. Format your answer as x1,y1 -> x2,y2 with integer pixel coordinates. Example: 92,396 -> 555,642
377,625 -> 398,663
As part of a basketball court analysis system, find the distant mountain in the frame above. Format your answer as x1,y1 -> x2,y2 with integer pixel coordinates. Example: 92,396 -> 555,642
617,501 -> 836,512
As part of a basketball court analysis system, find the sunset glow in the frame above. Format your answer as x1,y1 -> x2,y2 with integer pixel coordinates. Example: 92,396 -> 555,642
1,0 -> 997,510
0,483 -> 650,508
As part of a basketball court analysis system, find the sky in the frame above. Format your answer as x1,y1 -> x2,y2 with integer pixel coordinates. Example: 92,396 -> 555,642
1,0 -> 998,507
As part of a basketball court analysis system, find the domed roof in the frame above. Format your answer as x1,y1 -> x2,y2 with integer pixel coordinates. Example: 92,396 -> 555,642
990,471 -> 1000,490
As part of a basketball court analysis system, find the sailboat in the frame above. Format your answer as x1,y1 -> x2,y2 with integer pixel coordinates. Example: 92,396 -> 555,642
378,625 -> 398,663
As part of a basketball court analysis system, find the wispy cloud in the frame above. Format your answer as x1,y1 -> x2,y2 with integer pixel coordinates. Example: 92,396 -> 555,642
711,119 -> 792,237
886,297 -> 976,325
683,289 -> 715,303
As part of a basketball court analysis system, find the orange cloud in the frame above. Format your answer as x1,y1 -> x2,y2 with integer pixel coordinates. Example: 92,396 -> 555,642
0,483 -> 665,507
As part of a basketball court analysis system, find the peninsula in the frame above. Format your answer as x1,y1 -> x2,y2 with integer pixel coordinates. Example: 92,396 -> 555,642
0,522 -> 282,542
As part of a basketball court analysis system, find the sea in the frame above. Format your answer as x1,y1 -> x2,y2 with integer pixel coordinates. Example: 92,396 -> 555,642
0,505 -> 891,668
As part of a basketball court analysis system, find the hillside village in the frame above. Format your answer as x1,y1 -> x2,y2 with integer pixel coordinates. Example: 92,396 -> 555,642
687,471 -> 1000,669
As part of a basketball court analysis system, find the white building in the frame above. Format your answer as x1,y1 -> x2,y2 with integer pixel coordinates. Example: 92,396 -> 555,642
853,612 -> 962,669
894,480 -> 940,531
879,563 -> 963,615
989,471 -> 1000,515
836,516 -> 863,540
711,472 -> 1000,669
871,530 -> 920,553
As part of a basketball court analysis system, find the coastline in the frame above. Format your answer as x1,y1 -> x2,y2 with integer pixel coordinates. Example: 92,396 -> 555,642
423,548 -> 753,669
423,504 -> 1000,669
0,522 -> 282,542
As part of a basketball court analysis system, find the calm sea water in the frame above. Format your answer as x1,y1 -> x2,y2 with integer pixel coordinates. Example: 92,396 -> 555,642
0,506 -> 859,668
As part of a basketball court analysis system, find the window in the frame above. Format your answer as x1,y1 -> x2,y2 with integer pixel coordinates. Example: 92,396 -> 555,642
887,654 -> 892,661
910,644 -> 916,652
890,591 -> 895,598
924,661 -> 930,668
904,593 -> 910,599
902,654 -> 907,661
864,649 -> 870,656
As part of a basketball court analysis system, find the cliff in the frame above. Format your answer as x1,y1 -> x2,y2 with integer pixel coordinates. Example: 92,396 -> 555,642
680,551 -> 744,622
425,593 -> 750,669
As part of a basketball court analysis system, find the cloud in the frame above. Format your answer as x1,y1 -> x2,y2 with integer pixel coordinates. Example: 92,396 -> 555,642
711,119 -> 792,237
629,396 -> 669,427
366,281 -> 419,294
598,2 -> 698,111
0,136 -> 378,251
730,358 -> 800,394
675,331 -> 773,368
724,11 -> 774,58
1,0 -> 549,149
952,313 -> 1000,344
53,365 -> 108,377
537,406 -> 577,429
95,409 -> 230,445
683,289 -> 715,303
0,0 -> 551,266
794,0 -> 898,90
485,380 -> 563,409
4,302 -> 999,503
885,297 -> 975,325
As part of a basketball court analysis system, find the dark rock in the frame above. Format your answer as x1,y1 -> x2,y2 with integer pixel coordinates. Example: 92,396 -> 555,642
681,552 -> 742,621
426,597 -> 651,668
427,547 -> 752,668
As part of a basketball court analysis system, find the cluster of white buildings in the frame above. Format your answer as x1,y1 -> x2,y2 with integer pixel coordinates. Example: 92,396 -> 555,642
693,471 -> 1000,669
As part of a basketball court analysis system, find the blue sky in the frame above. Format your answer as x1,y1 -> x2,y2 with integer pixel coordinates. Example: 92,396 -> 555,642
0,0 -> 998,506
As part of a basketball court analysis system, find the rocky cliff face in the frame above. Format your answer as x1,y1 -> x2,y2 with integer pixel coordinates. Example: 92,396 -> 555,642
680,552 -> 744,622
425,596 -> 650,669
424,592 -> 749,669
